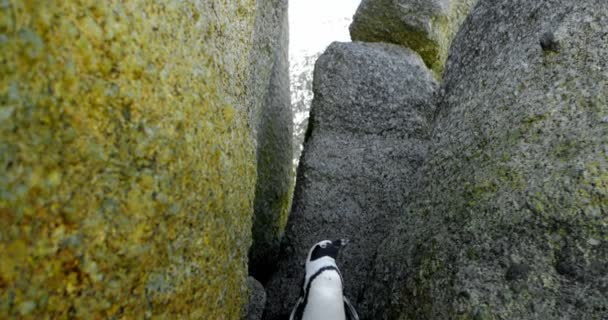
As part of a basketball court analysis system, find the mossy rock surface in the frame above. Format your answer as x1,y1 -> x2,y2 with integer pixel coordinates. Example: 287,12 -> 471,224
349,0 -> 478,77
365,0 -> 608,319
0,1 -> 259,318
247,0 -> 294,283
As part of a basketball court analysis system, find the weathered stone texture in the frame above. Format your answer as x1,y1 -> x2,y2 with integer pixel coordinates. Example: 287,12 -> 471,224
263,41 -> 437,320
0,1 -> 275,318
244,277 -> 267,320
349,0 -> 477,77
365,0 -> 608,319
248,0 -> 294,282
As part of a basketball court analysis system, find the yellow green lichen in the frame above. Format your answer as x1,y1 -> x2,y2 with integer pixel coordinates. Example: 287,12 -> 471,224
423,0 -> 478,77
350,0 -> 477,78
1,0 -> 258,318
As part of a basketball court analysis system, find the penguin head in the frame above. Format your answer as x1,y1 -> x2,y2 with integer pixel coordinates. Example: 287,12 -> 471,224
305,239 -> 348,268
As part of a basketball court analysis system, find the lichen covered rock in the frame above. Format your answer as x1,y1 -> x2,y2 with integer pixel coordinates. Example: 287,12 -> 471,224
0,1 -> 260,318
349,0 -> 478,77
366,0 -> 608,318
263,41 -> 437,320
248,0 -> 294,282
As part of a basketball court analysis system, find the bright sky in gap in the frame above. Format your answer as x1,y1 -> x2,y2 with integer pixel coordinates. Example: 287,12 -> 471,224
288,0 -> 362,164
289,0 -> 362,58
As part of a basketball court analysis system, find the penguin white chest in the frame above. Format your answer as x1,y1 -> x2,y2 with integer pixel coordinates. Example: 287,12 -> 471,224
302,270 -> 346,320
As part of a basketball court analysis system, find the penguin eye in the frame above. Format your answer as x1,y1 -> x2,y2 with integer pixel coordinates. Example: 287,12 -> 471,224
320,243 -> 327,249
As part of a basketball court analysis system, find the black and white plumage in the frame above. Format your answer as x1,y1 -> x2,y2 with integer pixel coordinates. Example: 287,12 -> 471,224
289,239 -> 359,320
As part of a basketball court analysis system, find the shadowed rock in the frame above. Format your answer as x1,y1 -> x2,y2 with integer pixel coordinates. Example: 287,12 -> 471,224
248,0 -> 295,284
244,277 -> 267,320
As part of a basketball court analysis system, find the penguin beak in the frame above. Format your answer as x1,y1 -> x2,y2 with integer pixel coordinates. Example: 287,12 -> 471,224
334,239 -> 349,248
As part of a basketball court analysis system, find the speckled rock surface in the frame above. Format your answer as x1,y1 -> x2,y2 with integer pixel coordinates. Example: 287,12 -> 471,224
244,277 -> 267,320
263,41 -> 438,320
0,1 -> 274,318
349,0 -> 477,77
365,0 -> 608,318
248,0 -> 294,283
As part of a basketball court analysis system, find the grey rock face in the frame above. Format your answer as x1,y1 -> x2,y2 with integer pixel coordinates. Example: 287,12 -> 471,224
248,0 -> 294,282
349,0 -> 477,76
366,0 -> 608,318
263,41 -> 438,320
244,277 -> 267,320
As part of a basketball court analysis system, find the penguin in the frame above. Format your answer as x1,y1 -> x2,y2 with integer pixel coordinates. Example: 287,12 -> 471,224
289,239 -> 359,320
